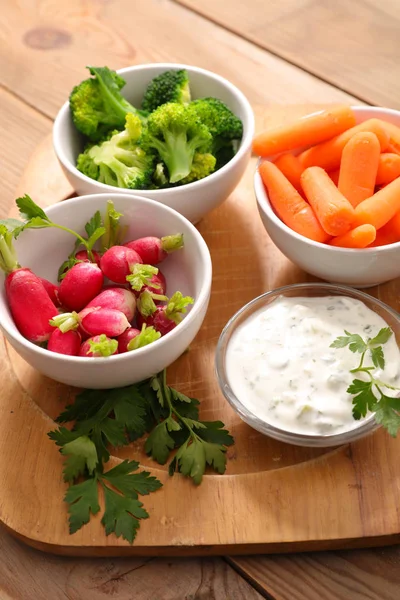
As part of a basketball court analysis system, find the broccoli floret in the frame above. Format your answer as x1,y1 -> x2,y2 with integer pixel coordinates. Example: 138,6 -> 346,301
190,97 -> 243,153
141,103 -> 212,183
179,153 -> 216,185
70,66 -> 148,142
215,140 -> 237,170
77,114 -> 154,189
141,69 -> 191,113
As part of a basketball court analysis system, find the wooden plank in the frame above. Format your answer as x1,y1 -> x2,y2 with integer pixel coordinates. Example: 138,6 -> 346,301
229,545 -> 400,600
0,530 -> 264,600
175,0 -> 400,109
2,106 -> 400,559
0,87 -> 54,215
0,0 -> 357,122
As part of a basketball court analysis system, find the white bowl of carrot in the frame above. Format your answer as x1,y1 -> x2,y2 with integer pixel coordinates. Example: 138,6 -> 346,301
253,105 -> 400,288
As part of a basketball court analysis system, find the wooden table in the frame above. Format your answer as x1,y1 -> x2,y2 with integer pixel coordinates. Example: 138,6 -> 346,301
1,0 -> 400,597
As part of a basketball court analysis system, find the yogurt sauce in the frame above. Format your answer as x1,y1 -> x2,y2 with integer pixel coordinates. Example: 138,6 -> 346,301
226,295 -> 400,436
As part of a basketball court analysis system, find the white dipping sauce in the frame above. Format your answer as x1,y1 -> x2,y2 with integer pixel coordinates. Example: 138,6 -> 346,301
226,296 -> 400,436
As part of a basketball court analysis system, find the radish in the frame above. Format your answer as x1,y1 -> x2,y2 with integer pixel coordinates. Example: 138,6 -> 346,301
124,234 -> 184,265
100,246 -> 142,284
81,308 -> 130,337
40,277 -> 61,306
58,262 -> 104,311
86,287 -> 136,321
51,307 -> 130,337
0,226 -> 58,343
145,270 -> 166,298
137,291 -> 194,336
75,249 -> 101,267
47,329 -> 81,356
117,324 -> 161,353
79,334 -> 118,358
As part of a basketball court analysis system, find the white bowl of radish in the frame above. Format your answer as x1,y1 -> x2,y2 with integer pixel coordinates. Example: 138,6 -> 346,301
254,105 -> 400,288
0,194 -> 212,389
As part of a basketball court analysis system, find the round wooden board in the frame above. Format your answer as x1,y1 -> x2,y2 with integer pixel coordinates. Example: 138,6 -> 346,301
1,105 -> 400,557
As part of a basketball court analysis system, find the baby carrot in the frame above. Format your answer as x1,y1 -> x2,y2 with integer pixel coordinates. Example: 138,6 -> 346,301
354,176 -> 400,229
301,166 -> 355,236
329,169 -> 340,185
377,121 -> 400,154
273,153 -> 304,193
253,105 -> 356,157
329,224 -> 376,248
299,119 -> 390,171
338,132 -> 380,207
369,211 -> 400,247
375,153 -> 400,185
259,161 -> 330,243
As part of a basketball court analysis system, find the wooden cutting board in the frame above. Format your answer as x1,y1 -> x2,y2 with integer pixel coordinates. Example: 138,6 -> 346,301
1,105 -> 400,557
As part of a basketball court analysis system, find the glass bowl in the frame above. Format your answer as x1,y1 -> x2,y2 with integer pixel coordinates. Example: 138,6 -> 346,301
215,283 -> 400,447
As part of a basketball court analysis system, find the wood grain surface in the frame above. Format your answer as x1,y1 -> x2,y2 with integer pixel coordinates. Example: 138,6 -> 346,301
1,0 -> 400,598
2,106 -> 400,560
175,0 -> 400,109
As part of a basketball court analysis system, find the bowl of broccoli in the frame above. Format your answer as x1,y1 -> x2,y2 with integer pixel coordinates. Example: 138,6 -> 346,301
53,63 -> 255,223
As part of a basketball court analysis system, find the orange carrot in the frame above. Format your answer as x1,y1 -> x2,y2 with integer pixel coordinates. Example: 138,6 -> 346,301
369,211 -> 400,247
253,105 -> 356,157
354,177 -> 400,229
375,153 -> 400,185
300,167 -> 355,236
329,169 -> 340,185
377,120 -> 400,155
329,224 -> 376,248
259,161 -> 330,243
273,153 -> 304,193
299,119 -> 390,171
337,132 -> 380,207
386,142 -> 400,156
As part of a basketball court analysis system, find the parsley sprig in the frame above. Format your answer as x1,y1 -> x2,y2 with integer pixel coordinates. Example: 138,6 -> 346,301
48,370 -> 234,543
330,327 -> 400,436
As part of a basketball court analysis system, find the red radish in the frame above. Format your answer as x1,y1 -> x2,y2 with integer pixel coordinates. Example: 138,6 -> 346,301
144,270 -> 166,298
124,234 -> 184,265
100,246 -> 142,284
79,334 -> 118,358
58,262 -> 104,311
0,226 -> 58,343
86,287 -> 136,321
75,249 -> 101,267
47,329 -> 81,356
5,268 -> 58,343
40,277 -> 61,306
117,324 -> 161,353
81,308 -> 130,337
118,327 -> 141,353
51,307 -> 130,337
126,264 -> 166,295
137,291 -> 194,336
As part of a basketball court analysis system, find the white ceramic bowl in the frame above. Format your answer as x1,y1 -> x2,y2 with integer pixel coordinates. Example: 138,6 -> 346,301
254,106 -> 400,288
53,63 -> 255,224
0,194 -> 212,389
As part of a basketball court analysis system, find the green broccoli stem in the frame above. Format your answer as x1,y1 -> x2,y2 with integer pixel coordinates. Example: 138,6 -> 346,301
161,132 -> 195,183
0,233 -> 20,273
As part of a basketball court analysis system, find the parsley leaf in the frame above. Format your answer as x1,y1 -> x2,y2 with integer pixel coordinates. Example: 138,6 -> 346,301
369,327 -> 393,346
175,438 -> 206,485
111,386 -> 148,441
145,421 -> 175,464
330,330 -> 367,353
101,484 -> 149,544
61,436 -> 98,482
102,460 -> 162,497
65,477 -> 100,534
374,398 -> 400,437
370,345 -> 385,369
347,379 -> 376,419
